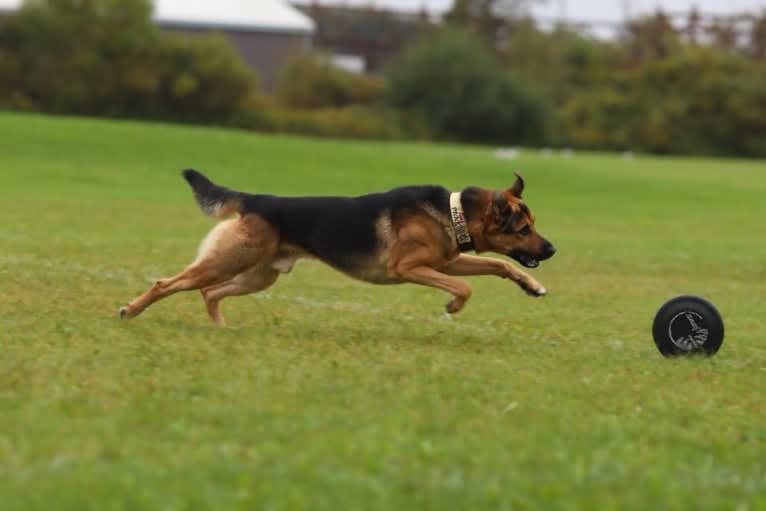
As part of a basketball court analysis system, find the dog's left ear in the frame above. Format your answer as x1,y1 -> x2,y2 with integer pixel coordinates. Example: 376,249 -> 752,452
509,172 -> 524,198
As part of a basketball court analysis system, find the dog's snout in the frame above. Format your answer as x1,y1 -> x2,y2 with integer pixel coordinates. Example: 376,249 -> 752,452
542,241 -> 556,259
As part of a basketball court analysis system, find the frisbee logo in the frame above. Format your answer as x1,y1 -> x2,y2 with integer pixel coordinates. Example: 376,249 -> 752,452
669,311 -> 708,351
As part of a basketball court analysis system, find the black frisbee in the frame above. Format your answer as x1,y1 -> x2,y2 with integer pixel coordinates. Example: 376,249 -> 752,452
652,295 -> 724,357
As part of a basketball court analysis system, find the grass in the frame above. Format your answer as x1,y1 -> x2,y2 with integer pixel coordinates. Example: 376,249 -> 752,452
1,111 -> 765,510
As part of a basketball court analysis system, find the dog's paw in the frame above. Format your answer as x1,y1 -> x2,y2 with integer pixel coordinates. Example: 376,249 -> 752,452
519,277 -> 547,297
445,297 -> 467,314
526,285 -> 547,297
119,306 -> 131,319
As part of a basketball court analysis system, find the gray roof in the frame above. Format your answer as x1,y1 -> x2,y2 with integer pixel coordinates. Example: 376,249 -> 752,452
0,0 -> 315,33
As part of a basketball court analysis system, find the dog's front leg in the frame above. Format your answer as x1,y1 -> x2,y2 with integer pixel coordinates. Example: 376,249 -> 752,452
440,254 -> 547,297
394,265 -> 473,314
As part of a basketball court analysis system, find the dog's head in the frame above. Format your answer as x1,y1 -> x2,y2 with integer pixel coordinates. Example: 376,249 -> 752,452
481,173 -> 556,268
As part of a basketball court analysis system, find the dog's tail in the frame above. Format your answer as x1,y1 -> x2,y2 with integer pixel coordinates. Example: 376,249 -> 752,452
182,169 -> 244,219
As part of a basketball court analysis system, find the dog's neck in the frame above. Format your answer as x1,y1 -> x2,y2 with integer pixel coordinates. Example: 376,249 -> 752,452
449,192 -> 474,252
456,187 -> 496,253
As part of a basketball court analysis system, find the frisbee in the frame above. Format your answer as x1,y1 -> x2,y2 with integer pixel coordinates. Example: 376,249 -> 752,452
652,295 -> 724,357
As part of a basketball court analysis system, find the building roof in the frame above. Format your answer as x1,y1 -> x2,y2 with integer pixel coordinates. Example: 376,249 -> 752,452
156,0 -> 314,33
0,0 -> 315,33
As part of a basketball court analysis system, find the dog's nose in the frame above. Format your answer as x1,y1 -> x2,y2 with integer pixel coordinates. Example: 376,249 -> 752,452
543,242 -> 557,258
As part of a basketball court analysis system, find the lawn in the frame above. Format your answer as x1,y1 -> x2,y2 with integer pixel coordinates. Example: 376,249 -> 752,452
0,112 -> 764,510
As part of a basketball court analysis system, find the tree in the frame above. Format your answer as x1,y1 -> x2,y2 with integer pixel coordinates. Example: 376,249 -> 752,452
388,28 -> 549,144
7,0 -> 158,113
750,14 -> 766,59
624,9 -> 682,62
275,52 -> 386,109
445,0 -> 544,44
0,0 -> 258,121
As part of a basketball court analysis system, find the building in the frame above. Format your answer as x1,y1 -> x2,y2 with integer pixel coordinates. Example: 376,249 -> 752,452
0,0 -> 315,91
292,1 -> 433,74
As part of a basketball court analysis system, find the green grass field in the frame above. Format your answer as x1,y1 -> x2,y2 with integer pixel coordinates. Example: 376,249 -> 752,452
1,112 -> 765,510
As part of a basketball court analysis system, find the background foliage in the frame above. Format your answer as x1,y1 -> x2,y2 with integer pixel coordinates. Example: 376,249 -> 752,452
0,0 -> 257,123
1,0 -> 766,155
276,52 -> 387,110
388,28 -> 549,145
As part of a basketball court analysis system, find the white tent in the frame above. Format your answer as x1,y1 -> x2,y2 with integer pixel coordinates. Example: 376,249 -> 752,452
0,0 -> 315,33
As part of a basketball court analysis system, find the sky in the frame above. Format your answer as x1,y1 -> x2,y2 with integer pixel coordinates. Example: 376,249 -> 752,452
325,0 -> 766,21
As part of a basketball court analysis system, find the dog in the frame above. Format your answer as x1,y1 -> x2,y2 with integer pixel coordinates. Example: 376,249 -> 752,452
119,170 -> 556,326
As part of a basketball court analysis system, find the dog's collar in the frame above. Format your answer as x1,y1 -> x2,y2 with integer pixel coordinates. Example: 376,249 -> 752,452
450,192 -> 474,252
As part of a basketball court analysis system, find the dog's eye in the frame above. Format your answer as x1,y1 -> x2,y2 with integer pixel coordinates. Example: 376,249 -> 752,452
519,225 -> 531,236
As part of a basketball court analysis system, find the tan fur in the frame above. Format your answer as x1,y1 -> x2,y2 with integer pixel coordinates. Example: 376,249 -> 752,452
208,197 -> 242,219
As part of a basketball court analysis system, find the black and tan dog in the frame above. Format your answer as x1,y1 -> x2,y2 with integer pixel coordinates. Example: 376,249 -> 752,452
119,170 -> 556,326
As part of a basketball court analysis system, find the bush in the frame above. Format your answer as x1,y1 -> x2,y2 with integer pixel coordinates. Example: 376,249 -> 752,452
153,33 -> 258,123
0,0 -> 258,122
276,52 -> 387,109
560,47 -> 766,157
387,28 -> 551,145
234,95 -> 414,140
0,0 -> 159,113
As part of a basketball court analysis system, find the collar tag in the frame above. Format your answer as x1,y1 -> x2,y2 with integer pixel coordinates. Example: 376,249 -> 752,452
450,192 -> 473,252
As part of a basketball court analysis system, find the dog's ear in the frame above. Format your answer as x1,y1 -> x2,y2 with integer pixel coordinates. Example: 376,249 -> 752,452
509,172 -> 524,198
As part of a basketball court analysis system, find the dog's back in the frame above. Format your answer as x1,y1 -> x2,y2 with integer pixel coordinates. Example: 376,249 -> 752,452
239,185 -> 450,271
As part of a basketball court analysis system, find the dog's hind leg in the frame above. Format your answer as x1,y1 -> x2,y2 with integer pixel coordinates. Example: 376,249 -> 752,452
119,262 -> 229,319
119,216 -> 278,321
200,266 -> 280,326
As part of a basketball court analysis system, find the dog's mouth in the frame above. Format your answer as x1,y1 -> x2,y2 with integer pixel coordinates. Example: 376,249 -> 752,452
509,251 -> 540,269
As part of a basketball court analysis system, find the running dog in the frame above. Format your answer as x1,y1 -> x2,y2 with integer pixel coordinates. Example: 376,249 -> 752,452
119,170 -> 556,326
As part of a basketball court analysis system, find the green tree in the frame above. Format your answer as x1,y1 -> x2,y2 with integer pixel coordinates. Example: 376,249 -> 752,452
7,0 -> 158,113
624,10 -> 683,62
560,47 -> 766,156
0,0 -> 257,121
276,52 -> 386,109
445,0 -> 543,45
748,13 -> 766,59
388,27 -> 549,144
155,33 -> 259,122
